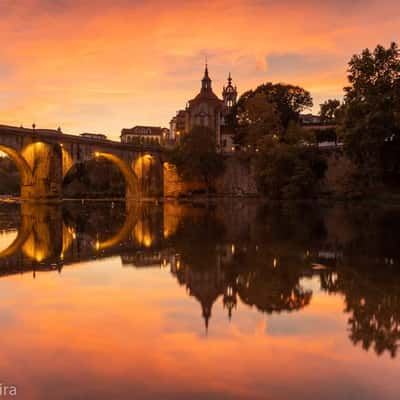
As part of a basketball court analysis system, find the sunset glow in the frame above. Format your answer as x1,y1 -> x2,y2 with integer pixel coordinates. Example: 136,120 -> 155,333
1,0 -> 399,139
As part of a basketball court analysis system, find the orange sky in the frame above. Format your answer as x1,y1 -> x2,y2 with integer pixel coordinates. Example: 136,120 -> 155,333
0,0 -> 399,140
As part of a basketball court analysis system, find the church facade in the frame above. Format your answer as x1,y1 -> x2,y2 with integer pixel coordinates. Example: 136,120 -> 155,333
170,65 -> 238,152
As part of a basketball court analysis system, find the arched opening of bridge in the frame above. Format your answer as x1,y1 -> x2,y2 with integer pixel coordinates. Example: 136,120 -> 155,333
0,147 -> 31,197
62,153 -> 133,199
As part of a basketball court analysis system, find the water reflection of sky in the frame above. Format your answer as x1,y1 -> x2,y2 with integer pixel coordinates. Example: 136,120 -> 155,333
0,202 -> 399,399
0,229 -> 17,252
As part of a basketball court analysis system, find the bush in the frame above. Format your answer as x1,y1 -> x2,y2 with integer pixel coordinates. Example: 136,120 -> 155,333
256,144 -> 327,199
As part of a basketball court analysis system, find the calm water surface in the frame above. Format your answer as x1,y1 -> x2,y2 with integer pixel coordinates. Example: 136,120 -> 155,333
0,200 -> 399,399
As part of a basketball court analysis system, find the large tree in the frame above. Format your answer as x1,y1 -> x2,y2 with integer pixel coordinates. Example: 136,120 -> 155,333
339,42 -> 400,183
235,92 -> 281,148
169,126 -> 224,192
230,82 -> 313,145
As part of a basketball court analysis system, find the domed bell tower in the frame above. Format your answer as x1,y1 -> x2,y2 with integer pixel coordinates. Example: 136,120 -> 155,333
222,73 -> 238,112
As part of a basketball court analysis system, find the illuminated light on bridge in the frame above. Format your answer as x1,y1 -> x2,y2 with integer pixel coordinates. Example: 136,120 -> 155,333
34,250 -> 45,263
143,234 -> 152,248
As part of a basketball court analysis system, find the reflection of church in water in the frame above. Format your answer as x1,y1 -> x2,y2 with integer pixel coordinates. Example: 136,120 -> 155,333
170,252 -> 237,330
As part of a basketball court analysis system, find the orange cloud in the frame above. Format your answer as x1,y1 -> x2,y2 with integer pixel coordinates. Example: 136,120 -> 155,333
0,0 -> 399,139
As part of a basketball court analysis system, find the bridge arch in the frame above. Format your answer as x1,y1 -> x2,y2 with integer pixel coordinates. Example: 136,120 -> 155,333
60,145 -> 75,178
94,151 -> 140,197
0,145 -> 32,185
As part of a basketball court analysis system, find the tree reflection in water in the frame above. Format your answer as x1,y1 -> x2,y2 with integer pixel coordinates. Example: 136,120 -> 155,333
0,200 -> 399,357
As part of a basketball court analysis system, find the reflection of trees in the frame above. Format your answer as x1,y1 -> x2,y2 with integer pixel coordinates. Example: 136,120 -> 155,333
227,205 -> 321,315
318,207 -> 400,358
166,203 -> 315,328
166,202 -> 400,359
320,266 -> 400,358
236,269 -> 312,314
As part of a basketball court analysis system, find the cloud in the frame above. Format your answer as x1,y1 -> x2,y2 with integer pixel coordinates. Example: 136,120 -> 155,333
0,0 -> 399,137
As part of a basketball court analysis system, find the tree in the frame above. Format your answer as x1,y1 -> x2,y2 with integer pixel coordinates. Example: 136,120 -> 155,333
255,137 -> 327,199
319,99 -> 341,124
235,92 -> 281,148
169,126 -> 224,192
230,82 -> 313,143
339,42 -> 400,184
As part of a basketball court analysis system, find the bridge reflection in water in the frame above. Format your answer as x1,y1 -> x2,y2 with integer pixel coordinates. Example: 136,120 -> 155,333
0,201 -> 400,359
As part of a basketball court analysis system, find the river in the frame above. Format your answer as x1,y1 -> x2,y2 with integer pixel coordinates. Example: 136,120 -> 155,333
0,200 -> 399,399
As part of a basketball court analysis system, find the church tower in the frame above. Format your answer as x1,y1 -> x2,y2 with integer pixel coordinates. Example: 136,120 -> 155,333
201,64 -> 212,92
222,73 -> 238,112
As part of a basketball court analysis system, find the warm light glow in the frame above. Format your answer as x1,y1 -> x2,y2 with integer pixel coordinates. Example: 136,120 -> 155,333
35,250 -> 45,263
0,2 -> 398,137
143,234 -> 152,248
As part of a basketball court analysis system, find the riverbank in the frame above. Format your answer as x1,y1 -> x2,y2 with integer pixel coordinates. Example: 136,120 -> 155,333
2,194 -> 400,210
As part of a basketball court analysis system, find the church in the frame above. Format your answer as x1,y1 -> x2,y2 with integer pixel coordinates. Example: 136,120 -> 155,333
169,65 -> 238,152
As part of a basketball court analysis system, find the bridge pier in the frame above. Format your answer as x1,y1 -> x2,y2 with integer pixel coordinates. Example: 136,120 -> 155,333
20,142 -> 63,201
130,153 -> 164,199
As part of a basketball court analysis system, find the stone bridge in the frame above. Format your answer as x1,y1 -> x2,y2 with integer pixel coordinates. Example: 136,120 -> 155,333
0,125 -> 164,200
